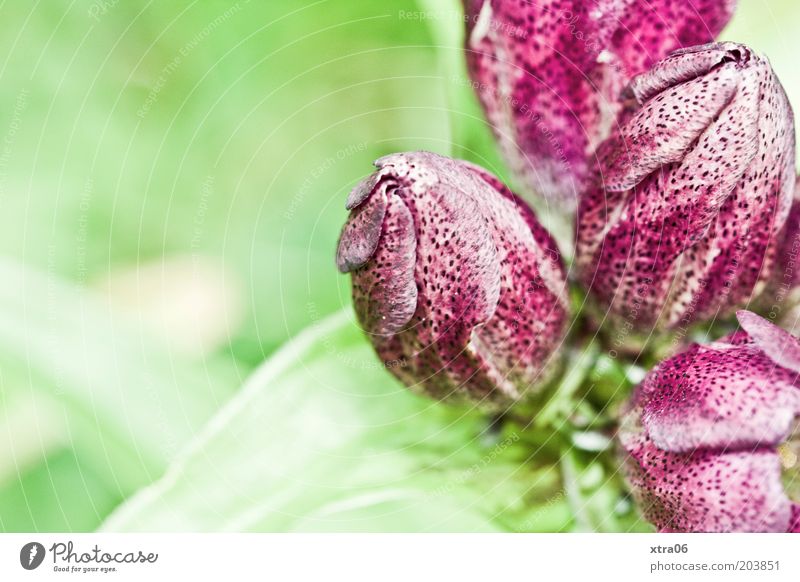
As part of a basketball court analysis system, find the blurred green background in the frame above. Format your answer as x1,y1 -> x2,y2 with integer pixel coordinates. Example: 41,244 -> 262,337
0,0 -> 798,532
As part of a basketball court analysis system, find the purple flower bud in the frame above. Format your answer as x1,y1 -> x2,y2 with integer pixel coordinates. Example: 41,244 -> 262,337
576,43 -> 796,330
620,311 -> 800,532
463,0 -> 736,207
336,152 -> 569,406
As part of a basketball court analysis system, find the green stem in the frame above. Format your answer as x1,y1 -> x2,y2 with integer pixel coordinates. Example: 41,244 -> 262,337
535,342 -> 600,429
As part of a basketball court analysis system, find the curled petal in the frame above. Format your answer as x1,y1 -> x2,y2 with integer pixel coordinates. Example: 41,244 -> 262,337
628,42 -> 747,103
378,154 -> 502,347
604,64 -> 740,192
351,194 -> 418,336
336,180 -> 388,273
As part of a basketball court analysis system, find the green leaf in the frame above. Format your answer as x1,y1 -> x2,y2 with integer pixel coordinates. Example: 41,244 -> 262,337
103,310 -> 567,532
0,259 -> 237,530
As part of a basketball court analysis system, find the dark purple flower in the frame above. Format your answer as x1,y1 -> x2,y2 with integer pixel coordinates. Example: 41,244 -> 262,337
620,311 -> 800,532
336,152 -> 569,406
463,0 -> 736,207
576,42 -> 796,330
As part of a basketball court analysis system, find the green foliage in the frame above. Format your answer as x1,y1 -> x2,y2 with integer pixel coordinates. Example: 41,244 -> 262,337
0,260 -> 237,530
103,311 -> 576,532
0,0 -> 798,532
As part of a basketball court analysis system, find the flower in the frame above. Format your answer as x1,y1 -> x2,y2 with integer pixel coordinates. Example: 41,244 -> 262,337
463,0 -> 736,207
576,42 -> 796,330
619,311 -> 800,532
336,151 -> 569,406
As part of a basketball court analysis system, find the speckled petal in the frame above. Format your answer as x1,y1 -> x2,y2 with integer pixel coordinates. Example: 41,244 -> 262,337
463,0 -> 736,207
378,154 -> 502,341
620,315 -> 800,533
459,160 -> 568,302
351,194 -> 418,336
338,151 -> 570,406
791,505 -> 800,532
460,161 -> 569,395
612,1 -> 739,81
577,42 -> 796,329
603,55 -> 741,193
621,409 -> 793,532
637,343 -> 800,453
411,196 -> 502,393
666,47 -> 794,324
628,42 -> 742,103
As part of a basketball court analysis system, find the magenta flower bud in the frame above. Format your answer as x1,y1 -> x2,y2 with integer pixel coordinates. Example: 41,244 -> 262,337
463,0 -> 736,207
577,43 -> 796,330
336,152 -> 569,406
620,311 -> 800,532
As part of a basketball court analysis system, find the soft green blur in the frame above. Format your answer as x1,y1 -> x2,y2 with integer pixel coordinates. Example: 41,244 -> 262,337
0,0 -> 797,532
